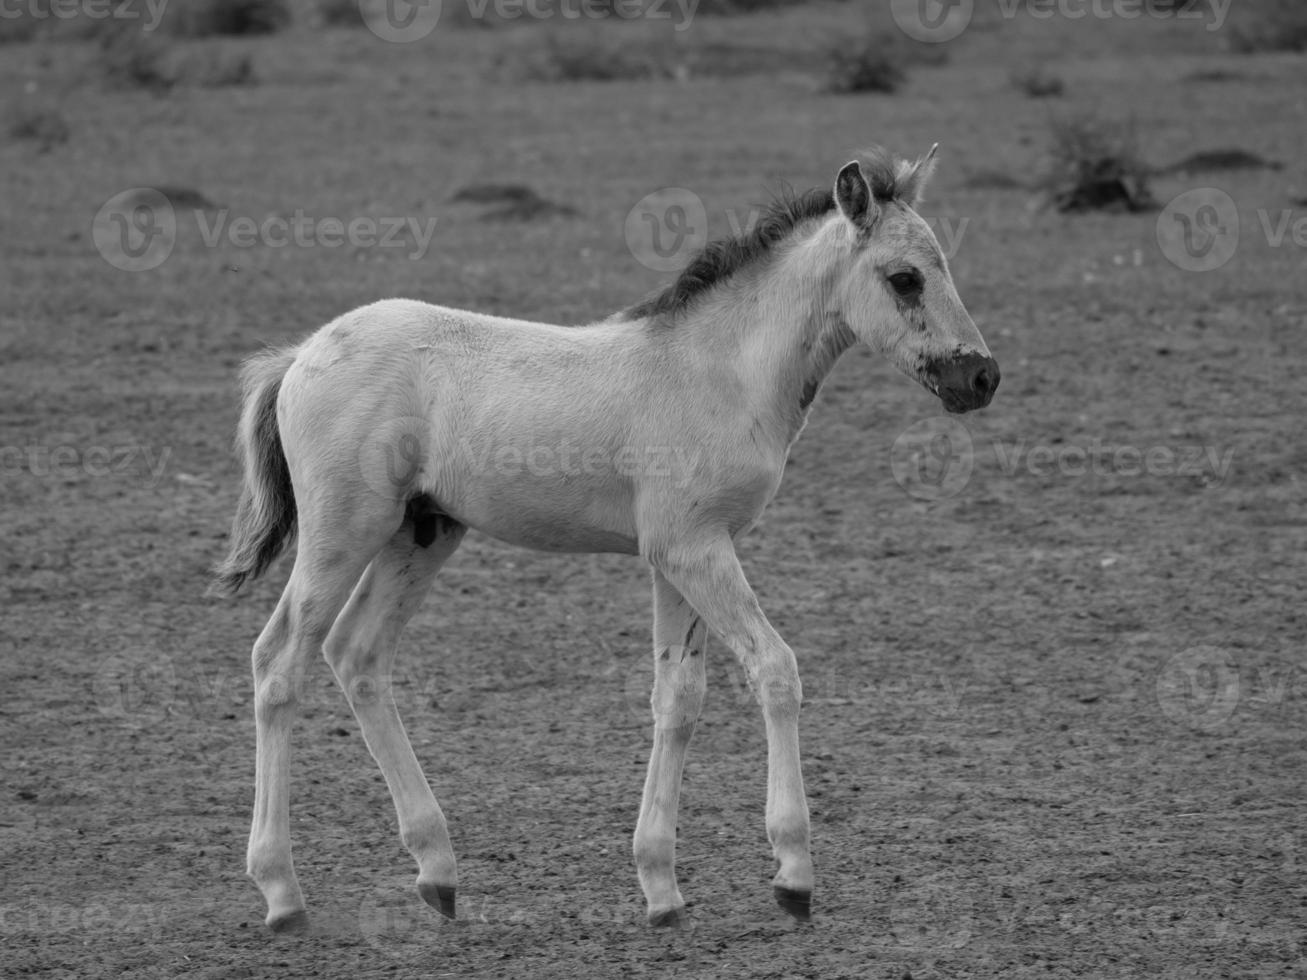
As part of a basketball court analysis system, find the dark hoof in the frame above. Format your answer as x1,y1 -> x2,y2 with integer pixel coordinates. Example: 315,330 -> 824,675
647,906 -> 687,928
773,886 -> 812,921
267,909 -> 310,934
418,882 -> 456,919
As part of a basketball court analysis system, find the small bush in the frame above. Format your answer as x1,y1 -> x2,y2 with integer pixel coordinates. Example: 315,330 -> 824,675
6,103 -> 70,150
516,34 -> 669,82
193,48 -> 259,86
1010,65 -> 1064,98
1227,0 -> 1307,52
98,27 -> 177,92
1042,114 -> 1155,213
318,0 -> 364,27
168,0 -> 292,37
0,9 -> 45,44
824,37 -> 906,94
97,27 -> 258,90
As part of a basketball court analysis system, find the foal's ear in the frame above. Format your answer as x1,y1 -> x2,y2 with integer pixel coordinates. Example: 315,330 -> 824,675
834,160 -> 877,229
897,143 -> 939,208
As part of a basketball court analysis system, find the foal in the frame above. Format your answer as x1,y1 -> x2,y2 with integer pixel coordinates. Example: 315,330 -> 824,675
214,148 -> 999,931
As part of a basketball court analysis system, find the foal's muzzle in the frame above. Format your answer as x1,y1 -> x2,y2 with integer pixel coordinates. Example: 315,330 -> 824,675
929,352 -> 1000,414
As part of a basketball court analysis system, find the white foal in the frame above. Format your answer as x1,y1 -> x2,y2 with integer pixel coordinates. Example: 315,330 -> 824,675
214,147 -> 999,931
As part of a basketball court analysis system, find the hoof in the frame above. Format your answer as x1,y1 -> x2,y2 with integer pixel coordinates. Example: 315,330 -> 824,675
267,909 -> 310,934
418,882 -> 456,920
647,905 -> 687,928
773,886 -> 812,921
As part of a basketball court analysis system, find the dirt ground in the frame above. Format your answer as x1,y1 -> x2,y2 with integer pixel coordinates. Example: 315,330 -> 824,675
2,2 -> 1305,978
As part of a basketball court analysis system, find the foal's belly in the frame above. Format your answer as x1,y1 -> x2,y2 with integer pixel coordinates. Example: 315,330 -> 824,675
478,517 -> 640,556
440,478 -> 642,556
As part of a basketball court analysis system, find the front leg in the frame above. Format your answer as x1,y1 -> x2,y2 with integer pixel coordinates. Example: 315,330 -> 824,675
649,535 -> 813,920
634,570 -> 708,927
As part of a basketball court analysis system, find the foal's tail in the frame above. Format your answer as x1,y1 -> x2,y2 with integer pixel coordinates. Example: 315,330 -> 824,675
210,347 -> 299,597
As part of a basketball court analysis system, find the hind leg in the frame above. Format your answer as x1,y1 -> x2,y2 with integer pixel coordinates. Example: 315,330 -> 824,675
323,516 -> 466,918
246,504 -> 402,932
634,570 -> 707,926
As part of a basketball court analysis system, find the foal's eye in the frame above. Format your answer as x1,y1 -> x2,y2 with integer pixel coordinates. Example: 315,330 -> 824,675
887,270 -> 923,297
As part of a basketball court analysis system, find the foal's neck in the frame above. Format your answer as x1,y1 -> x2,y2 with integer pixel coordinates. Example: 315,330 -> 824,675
690,222 -> 855,446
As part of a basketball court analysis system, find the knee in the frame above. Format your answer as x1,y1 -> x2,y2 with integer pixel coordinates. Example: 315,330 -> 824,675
252,640 -> 300,708
323,638 -> 389,705
251,606 -> 291,673
755,660 -> 802,713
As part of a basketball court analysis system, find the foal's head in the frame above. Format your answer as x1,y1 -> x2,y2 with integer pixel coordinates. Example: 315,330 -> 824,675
828,148 -> 998,414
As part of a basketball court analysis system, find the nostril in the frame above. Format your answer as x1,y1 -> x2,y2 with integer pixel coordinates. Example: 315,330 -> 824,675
973,369 -> 991,395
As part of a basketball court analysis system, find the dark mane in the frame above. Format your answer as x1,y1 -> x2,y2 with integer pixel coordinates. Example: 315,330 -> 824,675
623,187 -> 837,322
